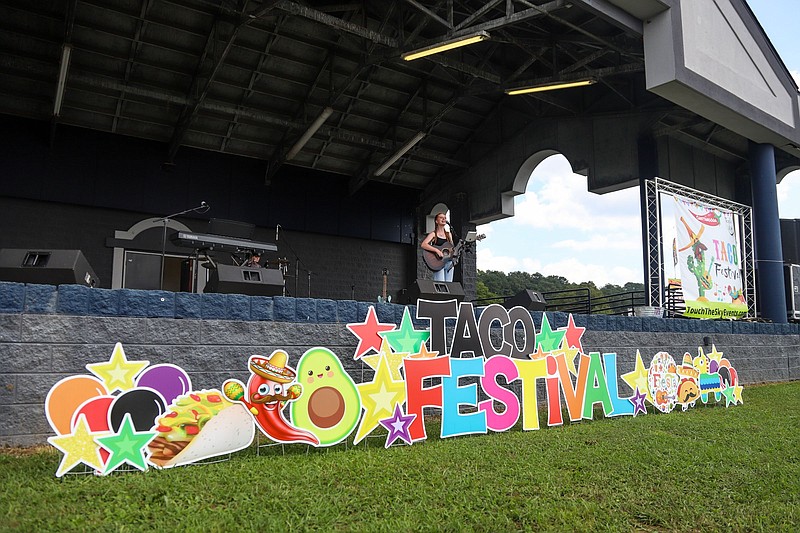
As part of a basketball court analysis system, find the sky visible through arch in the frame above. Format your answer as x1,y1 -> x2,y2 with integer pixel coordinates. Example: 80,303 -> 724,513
476,0 -> 800,287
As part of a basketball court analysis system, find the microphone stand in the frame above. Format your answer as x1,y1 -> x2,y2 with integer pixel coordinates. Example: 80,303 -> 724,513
277,227 -> 311,298
291,263 -> 312,297
447,221 -> 459,242
159,202 -> 210,291
446,222 -> 459,277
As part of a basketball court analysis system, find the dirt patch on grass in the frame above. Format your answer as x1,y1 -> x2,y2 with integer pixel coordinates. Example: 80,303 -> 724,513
1,445 -> 55,458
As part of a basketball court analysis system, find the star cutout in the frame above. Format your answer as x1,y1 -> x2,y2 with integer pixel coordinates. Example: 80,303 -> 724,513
528,344 -> 548,360
550,346 -> 580,375
721,385 -> 736,407
95,413 -> 157,475
48,414 -> 110,477
732,385 -> 743,405
354,353 -> 407,444
535,314 -> 566,353
361,337 -> 408,381
562,346 -> 580,375
379,402 -> 416,448
346,306 -> 396,359
629,387 -> 648,416
561,314 -> 586,353
86,343 -> 149,393
706,344 -> 724,364
622,350 -> 652,403
379,307 -> 430,354
409,343 -> 438,359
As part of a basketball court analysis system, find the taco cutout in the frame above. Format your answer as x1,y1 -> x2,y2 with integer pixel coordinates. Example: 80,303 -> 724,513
148,390 -> 255,468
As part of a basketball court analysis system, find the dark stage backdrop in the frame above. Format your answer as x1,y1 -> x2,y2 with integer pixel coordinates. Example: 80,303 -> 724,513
0,117 -> 419,300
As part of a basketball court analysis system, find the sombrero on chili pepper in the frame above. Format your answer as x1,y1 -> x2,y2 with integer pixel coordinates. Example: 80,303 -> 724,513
249,351 -> 296,383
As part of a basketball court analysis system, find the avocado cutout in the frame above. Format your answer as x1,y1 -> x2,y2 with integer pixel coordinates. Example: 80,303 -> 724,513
290,347 -> 362,446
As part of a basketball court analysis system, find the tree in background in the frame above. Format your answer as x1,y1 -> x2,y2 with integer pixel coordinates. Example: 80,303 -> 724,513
476,270 -> 645,312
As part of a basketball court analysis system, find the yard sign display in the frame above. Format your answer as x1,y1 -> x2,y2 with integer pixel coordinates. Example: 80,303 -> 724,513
44,302 -> 743,477
673,194 -> 748,319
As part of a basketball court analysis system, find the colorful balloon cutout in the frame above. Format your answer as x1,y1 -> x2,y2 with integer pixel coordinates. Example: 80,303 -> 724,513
135,364 -> 192,406
109,388 -> 167,432
72,396 -> 114,432
71,395 -> 115,464
45,375 -> 109,435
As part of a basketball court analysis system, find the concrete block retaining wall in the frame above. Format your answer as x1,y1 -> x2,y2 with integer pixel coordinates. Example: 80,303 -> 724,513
1,282 -> 798,446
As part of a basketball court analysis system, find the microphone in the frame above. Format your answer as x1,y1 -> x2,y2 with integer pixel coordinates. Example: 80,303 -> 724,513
445,220 -> 451,226
275,224 -> 280,241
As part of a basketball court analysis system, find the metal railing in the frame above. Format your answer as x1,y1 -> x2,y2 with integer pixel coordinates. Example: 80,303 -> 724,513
538,288 -> 591,314
664,282 -> 686,318
590,290 -> 646,315
474,288 -> 646,316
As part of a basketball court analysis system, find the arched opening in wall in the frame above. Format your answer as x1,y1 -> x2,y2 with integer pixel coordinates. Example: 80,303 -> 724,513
777,168 -> 800,219
109,217 -> 199,292
778,168 -> 800,273
476,153 -> 643,290
424,202 -> 450,234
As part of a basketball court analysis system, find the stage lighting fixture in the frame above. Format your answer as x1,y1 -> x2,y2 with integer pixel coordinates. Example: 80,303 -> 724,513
506,78 -> 597,95
285,106 -> 334,161
402,31 -> 490,61
374,132 -> 426,176
53,44 -> 73,116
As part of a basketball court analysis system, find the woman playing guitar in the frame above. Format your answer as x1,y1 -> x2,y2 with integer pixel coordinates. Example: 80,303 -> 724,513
420,212 -> 454,282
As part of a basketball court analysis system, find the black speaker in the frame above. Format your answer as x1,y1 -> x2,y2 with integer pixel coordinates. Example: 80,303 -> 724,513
503,289 -> 547,311
0,249 -> 99,287
205,264 -> 284,296
780,219 -> 800,264
407,279 -> 465,302
785,264 -> 800,320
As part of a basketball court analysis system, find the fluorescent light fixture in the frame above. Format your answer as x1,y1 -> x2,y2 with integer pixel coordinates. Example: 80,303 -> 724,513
374,132 -> 425,176
285,106 -> 334,160
506,78 -> 597,95
53,44 -> 72,116
402,31 -> 490,61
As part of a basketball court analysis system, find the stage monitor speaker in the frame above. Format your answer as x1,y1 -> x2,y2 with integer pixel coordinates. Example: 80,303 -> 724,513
785,264 -> 800,320
503,289 -> 547,311
408,279 -> 465,302
0,249 -> 99,287
205,264 -> 284,296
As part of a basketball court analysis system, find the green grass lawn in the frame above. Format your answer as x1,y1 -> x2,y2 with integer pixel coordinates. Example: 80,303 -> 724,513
2,382 -> 798,531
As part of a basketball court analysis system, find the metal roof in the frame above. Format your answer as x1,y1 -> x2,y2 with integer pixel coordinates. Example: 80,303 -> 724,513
0,0 -> 775,192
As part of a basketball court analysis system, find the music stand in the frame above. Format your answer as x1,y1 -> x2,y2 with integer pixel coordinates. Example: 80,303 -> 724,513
463,230 -> 478,243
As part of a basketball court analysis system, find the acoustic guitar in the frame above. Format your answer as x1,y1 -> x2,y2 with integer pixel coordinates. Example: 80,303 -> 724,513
423,234 -> 485,271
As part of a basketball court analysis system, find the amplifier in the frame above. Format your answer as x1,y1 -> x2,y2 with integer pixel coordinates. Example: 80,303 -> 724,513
780,219 -> 800,264
785,264 -> 800,320
205,264 -> 284,296
0,249 -> 99,287
503,289 -> 547,311
407,279 -> 465,302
